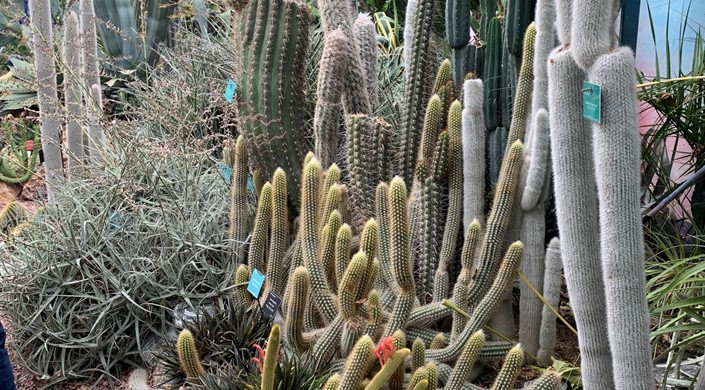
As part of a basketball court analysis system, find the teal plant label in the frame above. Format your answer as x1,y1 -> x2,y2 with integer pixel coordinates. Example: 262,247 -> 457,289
262,292 -> 282,320
247,269 -> 265,298
218,162 -> 233,184
582,81 -> 601,123
224,79 -> 237,103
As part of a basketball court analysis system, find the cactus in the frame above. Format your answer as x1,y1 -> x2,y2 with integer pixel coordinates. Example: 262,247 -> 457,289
537,238 -> 562,366
79,0 -> 106,166
63,11 -> 85,176
228,136 -> 250,262
589,47 -> 654,389
505,23 -> 536,146
176,329 -> 206,382
338,335 -> 376,390
547,46 -> 614,388
400,0 -> 436,186
323,374 -> 341,389
390,330 -> 407,390
483,17 -> 503,131
528,0 -> 556,144
437,100 -> 463,274
0,120 -> 40,184
261,324 -> 280,390
445,0 -> 471,49
412,338 -> 425,371
452,221 -> 482,337
571,0 -> 622,71
554,0 -> 572,46
490,344 -> 524,390
314,29 -> 348,168
365,348 -> 411,390
335,223 -> 353,287
234,264 -> 252,306
352,13 -> 380,110
505,0 -> 537,58
357,219 -> 379,300
284,267 -> 315,351
462,79 -> 486,228
248,182 -> 273,274
267,168 -> 288,296
29,0 -> 63,199
0,201 -> 28,234
233,0 -> 310,207
347,114 -> 378,230
446,330 -> 485,389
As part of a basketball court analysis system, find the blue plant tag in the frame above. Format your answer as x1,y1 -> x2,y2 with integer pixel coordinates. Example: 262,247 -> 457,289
582,81 -> 601,124
218,162 -> 233,184
224,79 -> 237,103
247,176 -> 255,192
247,269 -> 265,298
262,292 -> 283,320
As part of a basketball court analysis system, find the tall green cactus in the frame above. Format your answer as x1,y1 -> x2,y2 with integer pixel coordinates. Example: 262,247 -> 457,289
483,17 -> 503,131
462,79 -> 486,228
234,0 -> 310,207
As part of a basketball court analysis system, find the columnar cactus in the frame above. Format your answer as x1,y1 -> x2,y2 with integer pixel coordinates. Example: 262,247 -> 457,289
446,330 -> 485,388
266,168 -> 288,296
79,0 -> 106,165
228,136 -> 250,262
483,17 -> 503,131
537,238 -> 562,365
233,0 -> 310,206
314,29 -> 348,168
352,13 -> 380,110
347,114 -> 378,230
29,0 -> 63,199
588,47 -> 654,389
261,324 -> 280,390
571,0 -> 622,71
490,344 -> 524,390
462,80 -> 486,228
248,182 -> 272,274
176,329 -> 206,382
63,11 -> 85,176
338,335 -> 376,390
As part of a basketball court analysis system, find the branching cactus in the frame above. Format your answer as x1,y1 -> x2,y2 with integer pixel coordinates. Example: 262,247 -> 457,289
29,0 -> 63,199
233,0 -> 310,206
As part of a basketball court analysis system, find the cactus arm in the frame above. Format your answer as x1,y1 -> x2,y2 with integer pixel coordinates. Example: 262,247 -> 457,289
451,220 -> 482,337
589,47 -> 655,389
356,219 -> 379,300
63,11 -> 85,176
490,344 -> 525,390
261,324 -> 281,390
537,238 -> 562,365
547,47 -> 614,387
248,182 -> 273,274
529,0 -> 556,138
571,0 -> 620,71
483,17 -> 503,131
467,141 -> 524,304
311,315 -> 345,370
338,335 -> 376,390
364,348 -> 411,390
407,367 -> 429,390
228,135 -> 250,262
284,267 -> 316,352
176,330 -> 206,382
323,374 -> 341,390
446,330 -> 486,389
266,169 -> 288,296
375,183 -> 398,293
505,23 -> 537,147
412,338 -> 425,371
389,330 -> 407,390
521,110 -> 551,211
352,13 -> 380,109
339,252 -> 368,319
437,100 -> 463,276
363,290 -> 383,341
334,224 -> 353,286
554,0 -> 572,46
399,0 -> 436,185
234,265 -> 253,306
426,242 -> 524,363
347,114 -> 378,230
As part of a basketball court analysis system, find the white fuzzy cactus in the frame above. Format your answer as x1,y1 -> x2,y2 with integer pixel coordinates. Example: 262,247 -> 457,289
537,238 -> 563,366
461,79 -> 486,229
63,10 -> 85,177
352,14 -> 380,110
80,0 -> 106,165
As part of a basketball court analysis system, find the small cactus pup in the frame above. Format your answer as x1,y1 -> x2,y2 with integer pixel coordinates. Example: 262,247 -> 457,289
176,329 -> 206,383
259,324 -> 281,390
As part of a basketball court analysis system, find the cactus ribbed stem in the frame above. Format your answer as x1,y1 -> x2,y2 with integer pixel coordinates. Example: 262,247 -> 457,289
505,23 -> 536,147
176,330 -> 206,382
267,168 -> 288,296
347,114 -> 378,230
353,13 -> 380,109
248,182 -> 272,274
547,47 -> 614,388
364,290 -> 383,340
445,0 -> 471,49
521,110 -> 551,211
554,0 -> 572,45
407,367 -> 429,390
400,0 -> 436,185
357,219 -> 379,300
446,330 -> 485,389
412,338 -> 426,371
438,100 -> 463,273
427,242 -> 524,363
452,220 -> 481,336
483,17 -> 503,130
261,324 -> 280,390
571,0 -> 621,71
490,344 -> 525,390
390,330 -> 407,390
234,264 -> 252,306
526,371 -> 563,390
375,182 -> 397,293
314,29 -> 348,167
429,333 -> 446,349
339,335 -> 376,390
418,95 -> 442,169
467,141 -> 524,304
284,267 -> 315,351
321,214 -> 342,291
323,374 -> 341,390
312,315 -> 345,370
79,0 -> 106,167
528,0 -> 556,150
340,252 -> 368,318
335,223 -> 353,286
229,136 -> 250,262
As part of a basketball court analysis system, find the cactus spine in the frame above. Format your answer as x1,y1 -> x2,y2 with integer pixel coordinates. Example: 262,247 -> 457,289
267,168 -> 288,296
347,114 -> 378,230
248,182 -> 273,274
446,330 -> 486,388
176,329 -> 206,382
29,0 -> 63,199
338,335 -> 376,390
